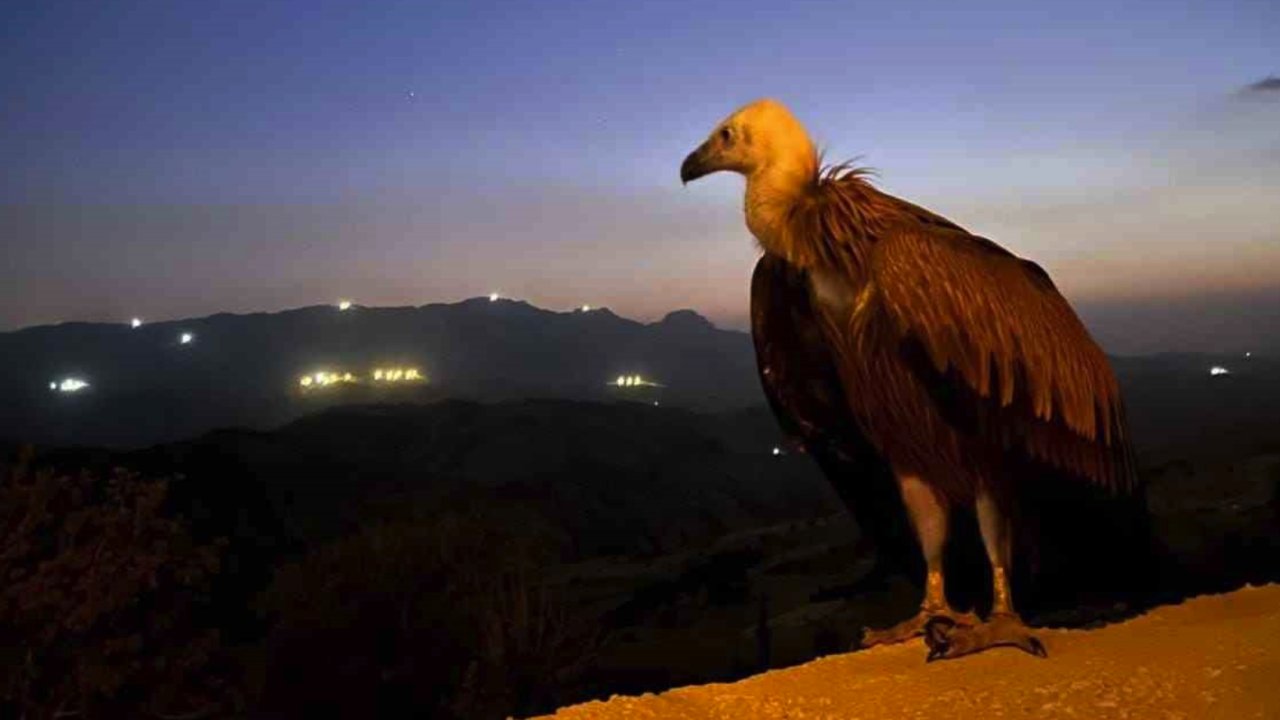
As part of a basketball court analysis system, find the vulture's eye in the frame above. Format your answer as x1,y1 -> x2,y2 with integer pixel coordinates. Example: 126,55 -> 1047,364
720,127 -> 733,143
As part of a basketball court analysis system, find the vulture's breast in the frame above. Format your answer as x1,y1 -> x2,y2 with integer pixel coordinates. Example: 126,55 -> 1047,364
807,268 -> 861,316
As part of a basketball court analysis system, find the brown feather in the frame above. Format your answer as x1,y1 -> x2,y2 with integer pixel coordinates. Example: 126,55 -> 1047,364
778,165 -> 1136,498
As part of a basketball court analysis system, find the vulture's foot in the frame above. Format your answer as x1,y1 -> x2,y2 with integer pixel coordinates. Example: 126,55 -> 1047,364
859,607 -> 979,649
923,612 -> 1047,661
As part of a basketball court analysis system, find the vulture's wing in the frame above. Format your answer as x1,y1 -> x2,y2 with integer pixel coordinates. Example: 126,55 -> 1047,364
751,254 -> 916,575
753,252 -> 900,468
864,226 -> 1136,491
751,253 -> 856,451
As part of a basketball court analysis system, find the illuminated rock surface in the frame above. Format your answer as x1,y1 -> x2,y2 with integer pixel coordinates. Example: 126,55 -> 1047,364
539,584 -> 1279,720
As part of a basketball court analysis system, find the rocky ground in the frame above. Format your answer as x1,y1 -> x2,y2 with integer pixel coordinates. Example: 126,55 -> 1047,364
537,584 -> 1280,720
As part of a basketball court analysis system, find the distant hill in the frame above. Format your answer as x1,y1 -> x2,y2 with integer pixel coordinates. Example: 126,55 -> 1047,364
0,299 -> 760,447
1109,351 -> 1280,462
17,396 -> 1277,714
28,399 -> 837,559
8,395 -> 1277,716
2,297 -> 1277,454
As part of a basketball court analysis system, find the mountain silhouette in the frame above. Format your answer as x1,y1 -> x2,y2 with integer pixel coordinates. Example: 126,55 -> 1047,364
1,297 -> 1276,454
0,299 -> 759,447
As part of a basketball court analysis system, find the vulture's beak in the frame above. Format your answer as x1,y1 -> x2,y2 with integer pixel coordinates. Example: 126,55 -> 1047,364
680,142 -> 714,185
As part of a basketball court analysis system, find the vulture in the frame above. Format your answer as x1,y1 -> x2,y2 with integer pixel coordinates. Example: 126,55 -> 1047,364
680,99 -> 1139,660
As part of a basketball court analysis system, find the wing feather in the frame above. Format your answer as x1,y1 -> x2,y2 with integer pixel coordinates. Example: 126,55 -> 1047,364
867,225 -> 1136,490
751,253 -> 864,452
769,167 -> 1135,493
750,254 -> 919,576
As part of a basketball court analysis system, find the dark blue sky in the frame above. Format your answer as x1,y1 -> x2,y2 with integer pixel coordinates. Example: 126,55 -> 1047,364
2,0 -> 1278,352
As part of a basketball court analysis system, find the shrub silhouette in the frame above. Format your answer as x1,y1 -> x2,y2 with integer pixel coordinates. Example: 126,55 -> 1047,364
0,448 -> 237,719
259,498 -> 597,718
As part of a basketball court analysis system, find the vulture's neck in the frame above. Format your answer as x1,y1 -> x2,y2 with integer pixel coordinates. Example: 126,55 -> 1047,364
744,152 -> 817,254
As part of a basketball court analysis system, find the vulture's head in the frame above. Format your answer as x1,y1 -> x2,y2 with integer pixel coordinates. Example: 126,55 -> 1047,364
680,98 -> 816,184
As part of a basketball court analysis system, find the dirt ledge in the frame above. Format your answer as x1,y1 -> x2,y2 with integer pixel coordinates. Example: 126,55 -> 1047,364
537,584 -> 1280,720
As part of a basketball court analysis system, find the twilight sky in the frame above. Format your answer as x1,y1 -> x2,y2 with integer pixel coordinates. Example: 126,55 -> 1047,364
2,0 -> 1278,353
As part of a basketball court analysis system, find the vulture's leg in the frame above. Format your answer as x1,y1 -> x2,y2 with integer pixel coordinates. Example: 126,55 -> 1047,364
923,488 -> 1047,661
860,475 -> 977,648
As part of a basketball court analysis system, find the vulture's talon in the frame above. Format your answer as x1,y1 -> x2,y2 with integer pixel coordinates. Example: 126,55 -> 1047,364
923,615 -> 956,662
922,613 -> 1048,661
859,607 -> 976,649
1027,636 -> 1048,658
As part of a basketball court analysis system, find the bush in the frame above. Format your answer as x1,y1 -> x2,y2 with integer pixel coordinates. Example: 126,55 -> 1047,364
0,448 -> 238,719
259,500 -> 598,718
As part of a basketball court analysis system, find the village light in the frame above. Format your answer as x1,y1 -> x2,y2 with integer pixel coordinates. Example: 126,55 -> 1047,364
179,332 -> 194,345
300,370 -> 359,389
52,378 -> 90,393
1209,366 -> 1230,376
130,317 -> 142,329
489,292 -> 500,302
612,373 -> 661,388
338,299 -> 353,311
371,367 -> 426,383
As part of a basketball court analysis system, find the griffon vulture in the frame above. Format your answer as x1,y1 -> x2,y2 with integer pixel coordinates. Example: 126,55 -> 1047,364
681,99 -> 1138,660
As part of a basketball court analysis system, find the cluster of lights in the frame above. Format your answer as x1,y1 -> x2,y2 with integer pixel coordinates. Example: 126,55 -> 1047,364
49,378 -> 90,393
1209,366 -> 1230,377
179,332 -> 194,345
297,367 -> 426,390
130,317 -> 142,329
489,292 -> 501,302
300,371 -> 357,388
373,367 -> 424,382
613,374 -> 658,388
338,299 -> 353,311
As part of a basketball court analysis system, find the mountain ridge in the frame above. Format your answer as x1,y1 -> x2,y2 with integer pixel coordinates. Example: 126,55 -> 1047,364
0,298 -> 759,447
1,295 -> 1275,451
